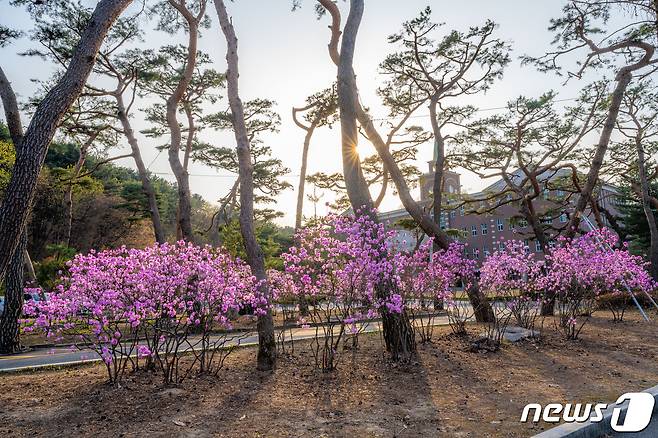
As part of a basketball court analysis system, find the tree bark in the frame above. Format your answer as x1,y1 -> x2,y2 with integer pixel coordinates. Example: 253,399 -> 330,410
565,71 -> 633,238
214,0 -> 276,371
636,138 -> 658,280
0,66 -> 38,286
429,98 -> 445,238
294,118 -> 318,230
466,278 -> 496,323
0,233 -> 27,354
337,0 -> 418,360
0,65 -> 32,353
116,93 -> 166,243
0,66 -> 22,147
337,0 -> 374,213
0,0 -> 134,284
164,0 -> 204,243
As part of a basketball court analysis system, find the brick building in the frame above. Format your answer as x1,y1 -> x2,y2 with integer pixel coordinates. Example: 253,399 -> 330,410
379,162 -> 622,263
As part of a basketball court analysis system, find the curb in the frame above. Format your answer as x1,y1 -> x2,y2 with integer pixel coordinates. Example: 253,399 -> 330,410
533,384 -> 658,437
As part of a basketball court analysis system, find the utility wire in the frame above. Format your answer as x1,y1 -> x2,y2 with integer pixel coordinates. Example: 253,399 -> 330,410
368,97 -> 578,122
146,150 -> 163,170
151,171 -> 301,178
145,97 -> 578,178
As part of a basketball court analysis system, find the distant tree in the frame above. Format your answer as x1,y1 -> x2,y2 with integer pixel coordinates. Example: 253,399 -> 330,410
44,94 -> 120,246
455,87 -> 610,316
152,0 -> 210,242
605,82 -> 658,279
23,1 -> 167,243
140,44 -> 224,239
220,219 -> 294,270
620,182 -> 658,256
524,0 -> 658,241
380,7 -> 510,237
454,89 -> 606,255
26,143 -> 188,257
198,98 -> 292,243
292,85 -> 338,229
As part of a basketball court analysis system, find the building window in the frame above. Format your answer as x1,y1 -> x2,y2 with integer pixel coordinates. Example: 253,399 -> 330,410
481,223 -> 488,235
483,245 -> 490,257
535,240 -> 542,252
498,241 -> 505,251
471,225 -> 477,236
460,205 -> 465,216
496,218 -> 504,231
450,210 -> 456,219
523,239 -> 530,253
519,219 -> 528,228
541,217 -> 552,225
559,213 -> 568,223
473,248 -> 479,259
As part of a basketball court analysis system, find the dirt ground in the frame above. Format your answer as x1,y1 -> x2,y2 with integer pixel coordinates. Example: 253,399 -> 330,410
1,311 -> 658,438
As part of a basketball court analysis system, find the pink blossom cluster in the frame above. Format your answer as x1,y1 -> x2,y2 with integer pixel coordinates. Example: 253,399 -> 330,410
480,239 -> 544,296
282,213 -> 395,316
23,242 -> 260,376
283,214 -> 477,321
280,212 -> 395,369
397,238 -> 476,307
538,229 -> 656,298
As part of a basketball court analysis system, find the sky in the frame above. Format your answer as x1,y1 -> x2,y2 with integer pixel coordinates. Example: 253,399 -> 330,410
0,0 -> 606,227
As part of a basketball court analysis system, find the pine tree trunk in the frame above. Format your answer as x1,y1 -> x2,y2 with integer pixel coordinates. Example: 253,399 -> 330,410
548,71 -> 633,316
0,0 -> 134,283
429,98 -> 444,235
337,0 -> 417,361
164,0 -> 203,243
0,232 -> 27,354
466,279 -> 496,323
116,94 -> 166,243
636,139 -> 658,281
0,59 -> 29,354
214,0 -> 276,371
1,65 -> 37,288
564,71 -> 632,239
295,122 -> 316,230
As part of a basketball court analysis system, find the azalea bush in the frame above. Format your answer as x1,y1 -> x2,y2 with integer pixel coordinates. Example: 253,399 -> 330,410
398,239 -> 475,339
23,242 -> 259,384
282,214 -> 386,371
539,229 -> 655,339
268,268 -> 298,355
481,240 -> 543,333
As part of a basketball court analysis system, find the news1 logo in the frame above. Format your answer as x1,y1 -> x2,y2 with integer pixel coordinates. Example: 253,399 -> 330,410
520,392 -> 655,433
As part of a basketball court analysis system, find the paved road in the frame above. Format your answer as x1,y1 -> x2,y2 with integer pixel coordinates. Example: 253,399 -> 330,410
0,314 -> 455,372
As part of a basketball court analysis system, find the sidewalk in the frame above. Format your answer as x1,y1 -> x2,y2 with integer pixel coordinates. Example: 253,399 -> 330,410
0,313 -> 453,372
